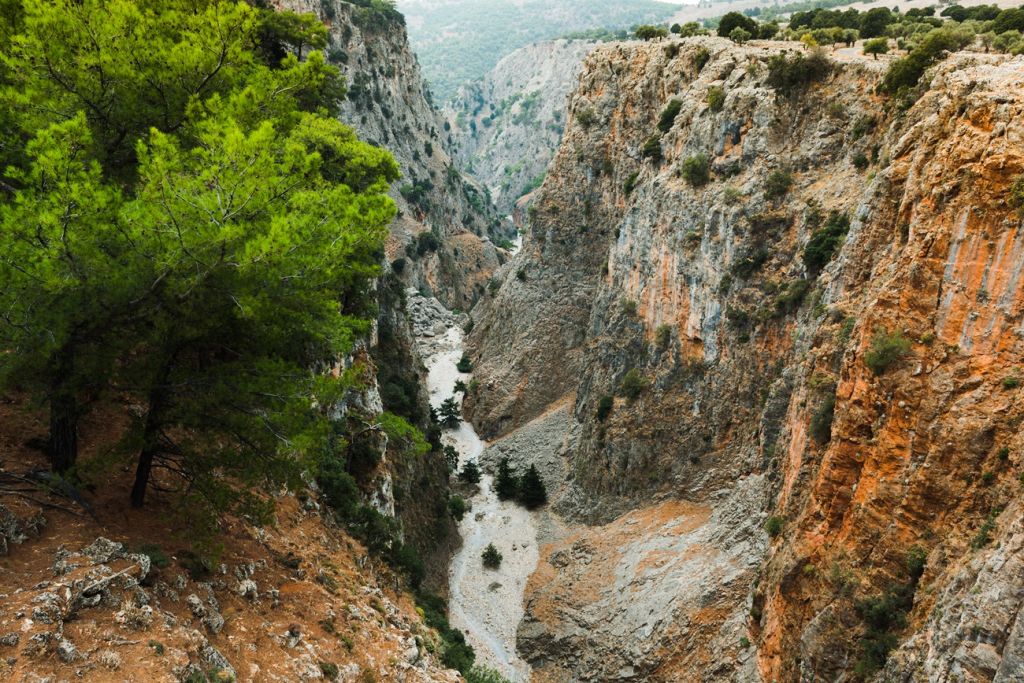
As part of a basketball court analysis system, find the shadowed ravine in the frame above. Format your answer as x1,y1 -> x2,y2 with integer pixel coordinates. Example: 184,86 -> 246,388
419,322 -> 538,682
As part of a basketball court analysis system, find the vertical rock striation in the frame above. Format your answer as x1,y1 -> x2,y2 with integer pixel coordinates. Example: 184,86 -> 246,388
466,36 -> 1024,681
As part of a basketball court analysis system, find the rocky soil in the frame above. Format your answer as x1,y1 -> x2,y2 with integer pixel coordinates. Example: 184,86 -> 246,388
465,34 -> 1024,682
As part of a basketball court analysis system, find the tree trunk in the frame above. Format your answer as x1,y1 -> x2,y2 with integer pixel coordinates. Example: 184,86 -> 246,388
49,391 -> 78,473
48,347 -> 78,473
131,357 -> 173,507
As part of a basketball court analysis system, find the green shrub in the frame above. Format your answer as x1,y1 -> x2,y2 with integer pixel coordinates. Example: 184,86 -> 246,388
458,460 -> 481,484
655,324 -> 672,351
135,543 -> 170,569
641,135 -> 662,162
774,279 -> 811,315
575,107 -> 597,127
803,211 -> 850,273
456,353 -> 473,373
707,86 -> 725,112
658,99 -> 683,133
764,169 -> 794,199
972,513 -> 997,549
766,51 -> 832,97
596,395 -> 614,422
319,662 -> 340,680
481,543 -> 503,569
865,330 -> 911,375
852,152 -> 869,170
1002,375 -> 1020,389
1010,174 -> 1024,215
635,24 -> 668,41
448,495 -> 468,521
765,515 -> 784,537
681,154 -> 710,187
732,248 -> 769,279
619,369 -> 648,401
810,393 -> 836,444
317,458 -> 360,519
693,47 -> 710,71
981,471 -> 996,486
624,171 -> 640,195
997,446 -> 1010,461
621,299 -> 638,316
465,666 -> 512,683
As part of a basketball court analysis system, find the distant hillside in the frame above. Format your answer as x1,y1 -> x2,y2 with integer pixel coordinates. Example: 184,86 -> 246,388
396,0 -> 676,102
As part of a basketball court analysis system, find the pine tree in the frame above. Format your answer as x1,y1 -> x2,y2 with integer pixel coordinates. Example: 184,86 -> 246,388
439,397 -> 462,429
443,445 -> 460,473
481,543 -> 502,569
458,460 -> 481,485
517,464 -> 548,510
0,2 -> 402,548
495,457 -> 518,501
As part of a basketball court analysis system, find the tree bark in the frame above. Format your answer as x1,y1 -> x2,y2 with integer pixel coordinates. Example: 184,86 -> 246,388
48,347 -> 78,473
131,357 -> 173,508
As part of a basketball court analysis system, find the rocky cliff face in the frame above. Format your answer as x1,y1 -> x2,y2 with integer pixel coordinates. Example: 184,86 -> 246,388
465,36 -> 1024,682
278,0 -> 512,310
447,39 -> 596,215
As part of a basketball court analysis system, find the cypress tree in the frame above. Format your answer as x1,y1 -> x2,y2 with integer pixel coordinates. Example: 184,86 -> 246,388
494,457 -> 518,501
517,464 -> 548,509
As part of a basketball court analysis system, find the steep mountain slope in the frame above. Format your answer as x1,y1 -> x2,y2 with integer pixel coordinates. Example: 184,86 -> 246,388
278,0 -> 512,309
447,39 -> 596,215
465,36 -> 1024,681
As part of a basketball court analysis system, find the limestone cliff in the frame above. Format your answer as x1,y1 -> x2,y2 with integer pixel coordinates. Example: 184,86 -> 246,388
466,36 -> 1024,682
447,39 -> 596,215
277,0 -> 512,310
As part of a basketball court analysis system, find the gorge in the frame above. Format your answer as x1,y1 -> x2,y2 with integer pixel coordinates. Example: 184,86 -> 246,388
1,1 -> 1024,682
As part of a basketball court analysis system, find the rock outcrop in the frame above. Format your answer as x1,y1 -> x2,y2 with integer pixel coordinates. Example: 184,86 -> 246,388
447,39 -> 596,214
466,35 -> 1024,681
277,0 -> 513,309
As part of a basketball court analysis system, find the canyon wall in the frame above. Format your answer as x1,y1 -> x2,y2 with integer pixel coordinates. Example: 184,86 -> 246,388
466,36 -> 1024,681
447,39 -> 596,214
279,0 -> 512,310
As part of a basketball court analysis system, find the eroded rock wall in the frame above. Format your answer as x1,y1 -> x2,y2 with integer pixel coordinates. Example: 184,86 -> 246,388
466,35 -> 1024,682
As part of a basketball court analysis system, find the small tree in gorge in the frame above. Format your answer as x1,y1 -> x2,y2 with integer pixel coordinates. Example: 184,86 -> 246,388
517,465 -> 548,509
482,543 -> 503,569
495,457 -> 518,500
439,397 -> 462,429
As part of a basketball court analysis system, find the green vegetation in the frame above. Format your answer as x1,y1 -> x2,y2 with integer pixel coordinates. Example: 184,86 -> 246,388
764,170 -> 795,199
765,515 -> 785,537
0,0 -> 410,553
707,86 -> 726,113
1003,375 -> 1021,389
482,543 -> 503,569
810,393 -> 836,444
635,24 -> 669,41
641,135 -> 663,162
619,369 -> 648,401
596,395 -> 614,422
658,99 -> 683,133
854,547 -> 927,676
495,457 -> 519,501
449,495 -> 468,521
624,171 -> 640,195
465,667 -> 513,683
803,211 -> 850,274
681,154 -> 711,187
416,591 -> 476,674
655,324 -> 673,351
459,460 -> 482,485
717,11 -> 758,38
439,397 -> 463,429
765,51 -> 832,97
863,37 -> 890,59
1010,175 -> 1024,216
457,354 -> 474,373
774,279 -> 811,315
518,465 -> 549,509
865,330 -> 912,375
972,512 -> 997,549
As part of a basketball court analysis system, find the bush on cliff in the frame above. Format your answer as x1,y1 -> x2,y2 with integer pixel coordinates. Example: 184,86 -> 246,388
766,50 -> 832,97
681,154 -> 711,187
619,369 -> 648,401
658,99 -> 683,133
803,211 -> 850,274
865,330 -> 911,375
